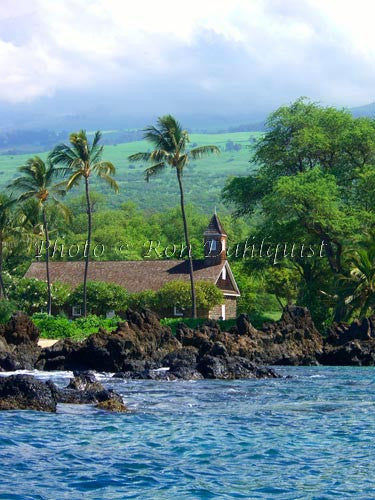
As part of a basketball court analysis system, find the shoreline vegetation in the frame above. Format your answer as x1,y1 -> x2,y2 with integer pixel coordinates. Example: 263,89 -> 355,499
0,99 -> 375,354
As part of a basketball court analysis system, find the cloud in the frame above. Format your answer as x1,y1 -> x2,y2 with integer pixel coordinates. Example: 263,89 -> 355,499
1,0 -> 375,122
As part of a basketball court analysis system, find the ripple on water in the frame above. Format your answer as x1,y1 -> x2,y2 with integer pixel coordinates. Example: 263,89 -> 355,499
1,367 -> 375,499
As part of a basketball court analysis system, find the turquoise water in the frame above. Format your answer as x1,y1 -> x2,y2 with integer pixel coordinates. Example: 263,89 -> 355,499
0,367 -> 375,499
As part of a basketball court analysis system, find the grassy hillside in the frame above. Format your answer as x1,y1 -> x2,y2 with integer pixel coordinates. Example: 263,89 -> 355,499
0,131 -> 262,212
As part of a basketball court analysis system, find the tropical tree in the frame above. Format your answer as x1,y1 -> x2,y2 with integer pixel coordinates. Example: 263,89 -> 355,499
223,97 -> 375,215
337,235 -> 375,320
49,130 -> 119,316
0,194 -> 17,298
8,156 -> 69,314
129,115 -> 220,318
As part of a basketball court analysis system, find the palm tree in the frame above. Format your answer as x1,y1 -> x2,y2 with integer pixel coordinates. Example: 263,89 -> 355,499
129,115 -> 220,318
339,237 -> 375,320
49,130 -> 118,316
0,194 -> 17,299
8,157 -> 69,314
17,198 -> 46,257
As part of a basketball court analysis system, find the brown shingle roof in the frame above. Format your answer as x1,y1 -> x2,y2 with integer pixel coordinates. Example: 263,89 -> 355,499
24,260 -> 227,293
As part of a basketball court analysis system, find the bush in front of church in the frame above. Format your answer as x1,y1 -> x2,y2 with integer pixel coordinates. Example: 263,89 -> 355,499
154,280 -> 223,317
67,281 -> 128,316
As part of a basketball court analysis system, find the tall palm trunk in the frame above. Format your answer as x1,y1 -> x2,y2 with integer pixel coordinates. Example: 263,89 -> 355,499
0,234 -> 7,300
176,169 -> 197,318
41,206 -> 52,315
83,175 -> 92,317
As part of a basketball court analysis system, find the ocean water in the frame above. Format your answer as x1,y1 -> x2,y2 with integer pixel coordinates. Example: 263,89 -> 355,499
0,367 -> 375,499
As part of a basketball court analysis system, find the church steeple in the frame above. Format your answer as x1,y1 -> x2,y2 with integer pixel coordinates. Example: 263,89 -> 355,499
204,213 -> 227,266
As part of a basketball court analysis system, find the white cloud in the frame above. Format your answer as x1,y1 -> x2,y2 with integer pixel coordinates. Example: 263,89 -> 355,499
1,0 -> 375,109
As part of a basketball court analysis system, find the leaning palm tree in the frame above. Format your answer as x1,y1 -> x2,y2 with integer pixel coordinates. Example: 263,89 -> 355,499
129,115 -> 220,318
8,157 -> 69,314
49,130 -> 118,316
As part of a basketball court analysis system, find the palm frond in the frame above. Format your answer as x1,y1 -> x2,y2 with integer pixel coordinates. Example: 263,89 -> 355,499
143,126 -> 171,151
150,150 -> 169,162
144,162 -> 166,182
66,171 -> 84,190
93,161 -> 116,176
90,131 -> 104,163
49,143 -> 79,166
190,145 -> 220,159
69,130 -> 89,161
128,152 -> 152,162
51,197 -> 72,222
8,178 -> 37,192
17,191 -> 38,203
96,172 -> 119,192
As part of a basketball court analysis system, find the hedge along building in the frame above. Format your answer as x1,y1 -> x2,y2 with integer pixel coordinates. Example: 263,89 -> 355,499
25,214 -> 240,319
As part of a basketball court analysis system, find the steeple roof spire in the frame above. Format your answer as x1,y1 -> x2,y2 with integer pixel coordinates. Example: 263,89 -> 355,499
204,213 -> 227,236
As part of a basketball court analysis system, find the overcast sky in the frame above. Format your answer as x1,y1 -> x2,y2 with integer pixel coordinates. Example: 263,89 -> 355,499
1,0 -> 375,128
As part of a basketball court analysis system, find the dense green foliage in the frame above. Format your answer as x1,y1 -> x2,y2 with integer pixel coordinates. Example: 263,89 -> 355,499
3,100 -> 375,330
0,299 -> 17,323
68,281 -> 128,316
155,280 -> 224,315
32,313 -> 121,340
224,98 -> 375,327
8,278 -> 71,315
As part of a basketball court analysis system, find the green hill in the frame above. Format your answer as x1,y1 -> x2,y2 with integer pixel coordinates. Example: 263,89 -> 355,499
0,131 -> 262,212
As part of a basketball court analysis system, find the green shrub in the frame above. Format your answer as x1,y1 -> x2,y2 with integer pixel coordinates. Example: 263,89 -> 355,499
32,313 -> 122,340
8,278 -> 71,315
155,280 -> 223,315
67,281 -> 128,316
32,315 -> 75,339
128,290 -> 157,311
0,299 -> 17,324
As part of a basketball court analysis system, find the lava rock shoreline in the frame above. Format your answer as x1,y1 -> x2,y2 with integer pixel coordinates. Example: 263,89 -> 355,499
1,306 -> 375,384
0,372 -> 128,412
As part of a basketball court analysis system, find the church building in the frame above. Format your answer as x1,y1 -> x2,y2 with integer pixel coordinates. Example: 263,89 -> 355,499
25,214 -> 240,319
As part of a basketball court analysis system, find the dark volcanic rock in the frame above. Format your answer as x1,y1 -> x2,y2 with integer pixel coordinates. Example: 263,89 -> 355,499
175,305 -> 323,366
57,373 -> 124,405
0,374 -> 57,412
197,355 -> 279,379
37,309 -> 283,378
0,312 -> 39,345
96,399 -> 128,412
325,317 -> 375,346
318,316 -> 375,366
0,373 -> 127,412
0,313 -> 41,371
38,309 -> 180,372
319,341 -> 375,366
236,314 -> 258,336
161,347 -> 203,379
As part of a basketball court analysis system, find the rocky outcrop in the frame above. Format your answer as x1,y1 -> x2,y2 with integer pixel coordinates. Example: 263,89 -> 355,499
36,307 -> 323,376
15,305 -> 375,373
319,316 -> 375,366
0,373 -> 128,412
176,305 -> 323,366
37,309 -> 179,372
0,375 -> 58,411
196,355 -> 278,379
0,312 -> 41,371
